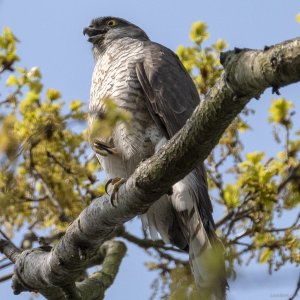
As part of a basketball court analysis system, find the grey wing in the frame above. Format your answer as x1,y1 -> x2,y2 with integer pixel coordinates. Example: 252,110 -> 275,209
136,42 -> 214,226
136,42 -> 199,138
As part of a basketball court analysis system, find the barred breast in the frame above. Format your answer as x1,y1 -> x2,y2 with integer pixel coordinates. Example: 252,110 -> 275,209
89,38 -> 164,178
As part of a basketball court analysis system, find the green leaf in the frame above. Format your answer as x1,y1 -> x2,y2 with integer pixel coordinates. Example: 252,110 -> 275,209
6,75 -> 18,86
223,184 -> 240,208
259,248 -> 273,264
268,98 -> 294,125
189,21 -> 209,45
213,39 -> 227,51
47,89 -> 61,101
70,100 -> 83,111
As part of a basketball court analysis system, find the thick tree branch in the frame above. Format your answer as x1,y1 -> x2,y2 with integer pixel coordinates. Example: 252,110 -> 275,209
0,238 -> 21,264
1,37 -> 300,298
76,240 -> 127,300
10,240 -> 126,300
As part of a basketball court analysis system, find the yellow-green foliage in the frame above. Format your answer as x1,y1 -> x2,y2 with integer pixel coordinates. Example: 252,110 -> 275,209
268,98 -> 294,126
0,27 -> 19,72
0,28 -> 108,232
208,97 -> 299,271
0,26 -> 133,234
177,21 -> 227,95
211,101 -> 299,272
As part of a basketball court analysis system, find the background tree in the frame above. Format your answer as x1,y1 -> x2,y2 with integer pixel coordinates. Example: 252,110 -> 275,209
0,2 -> 299,299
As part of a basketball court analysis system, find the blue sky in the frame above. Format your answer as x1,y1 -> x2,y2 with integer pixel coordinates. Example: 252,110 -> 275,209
0,0 -> 299,299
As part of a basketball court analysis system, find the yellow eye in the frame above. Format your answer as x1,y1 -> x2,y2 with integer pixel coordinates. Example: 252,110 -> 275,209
107,20 -> 117,27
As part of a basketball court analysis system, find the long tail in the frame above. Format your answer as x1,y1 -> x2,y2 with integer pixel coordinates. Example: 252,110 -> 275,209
142,165 -> 228,299
187,202 -> 227,299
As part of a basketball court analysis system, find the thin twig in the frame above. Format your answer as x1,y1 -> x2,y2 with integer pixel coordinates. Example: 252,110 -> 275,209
116,226 -> 183,253
289,273 -> 300,300
0,261 -> 13,270
278,164 -> 300,193
0,273 -> 13,283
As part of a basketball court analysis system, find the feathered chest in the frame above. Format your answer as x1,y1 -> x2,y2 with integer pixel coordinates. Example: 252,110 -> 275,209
89,39 -> 145,116
88,39 -> 163,176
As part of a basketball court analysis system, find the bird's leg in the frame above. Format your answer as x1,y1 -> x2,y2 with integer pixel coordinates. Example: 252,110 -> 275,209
93,139 -> 118,156
105,177 -> 127,207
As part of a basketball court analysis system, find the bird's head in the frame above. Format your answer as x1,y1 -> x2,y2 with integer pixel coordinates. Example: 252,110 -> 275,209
83,17 -> 149,51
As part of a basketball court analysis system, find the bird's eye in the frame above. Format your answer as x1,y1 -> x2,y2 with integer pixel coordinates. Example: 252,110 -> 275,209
107,20 -> 117,27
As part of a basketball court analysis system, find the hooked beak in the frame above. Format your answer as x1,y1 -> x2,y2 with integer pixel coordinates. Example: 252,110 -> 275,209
83,26 -> 108,43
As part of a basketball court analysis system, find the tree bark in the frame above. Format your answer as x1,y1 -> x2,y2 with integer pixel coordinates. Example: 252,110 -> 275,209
1,37 -> 300,299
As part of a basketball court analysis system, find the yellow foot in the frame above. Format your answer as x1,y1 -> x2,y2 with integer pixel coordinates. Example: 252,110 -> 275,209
105,177 -> 127,207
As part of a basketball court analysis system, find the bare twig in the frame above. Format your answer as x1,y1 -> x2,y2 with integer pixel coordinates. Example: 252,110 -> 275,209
216,211 -> 235,228
116,226 -> 183,253
278,164 -> 300,193
289,273 -> 300,300
0,273 -> 13,283
0,261 -> 13,270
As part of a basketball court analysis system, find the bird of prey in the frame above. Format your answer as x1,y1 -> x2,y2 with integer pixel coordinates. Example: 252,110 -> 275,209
84,16 -> 226,298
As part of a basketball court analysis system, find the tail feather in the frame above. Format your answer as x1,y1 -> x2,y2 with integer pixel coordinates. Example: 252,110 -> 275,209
188,203 -> 227,299
142,167 -> 228,299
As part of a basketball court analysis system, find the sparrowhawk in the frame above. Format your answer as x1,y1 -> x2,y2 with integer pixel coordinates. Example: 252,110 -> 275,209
84,16 -> 226,298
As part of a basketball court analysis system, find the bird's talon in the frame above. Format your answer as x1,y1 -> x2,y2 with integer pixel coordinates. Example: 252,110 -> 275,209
105,178 -> 113,195
110,194 -> 117,208
107,177 -> 126,207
